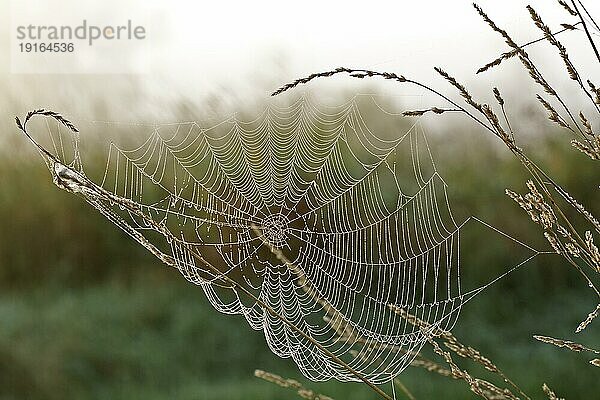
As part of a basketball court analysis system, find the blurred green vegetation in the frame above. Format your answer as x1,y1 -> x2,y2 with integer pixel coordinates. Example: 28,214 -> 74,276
1,95 -> 599,400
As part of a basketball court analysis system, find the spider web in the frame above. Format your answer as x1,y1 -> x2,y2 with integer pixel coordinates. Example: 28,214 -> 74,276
21,95 -> 540,384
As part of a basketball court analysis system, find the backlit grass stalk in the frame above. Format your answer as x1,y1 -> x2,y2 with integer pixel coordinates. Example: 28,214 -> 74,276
254,370 -> 334,400
272,1 -> 600,333
272,1 -> 599,397
389,306 -> 528,400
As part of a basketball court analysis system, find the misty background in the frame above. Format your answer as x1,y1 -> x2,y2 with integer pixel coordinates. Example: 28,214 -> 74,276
1,1 -> 599,399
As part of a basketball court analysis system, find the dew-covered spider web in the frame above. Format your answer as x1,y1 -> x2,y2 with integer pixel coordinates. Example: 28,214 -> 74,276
18,95 -> 542,384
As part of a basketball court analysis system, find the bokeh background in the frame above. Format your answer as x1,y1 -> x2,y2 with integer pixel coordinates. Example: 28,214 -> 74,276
1,1 -> 599,399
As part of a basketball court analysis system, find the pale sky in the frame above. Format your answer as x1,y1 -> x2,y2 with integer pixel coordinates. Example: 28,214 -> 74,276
2,0 -> 599,120
144,0 -> 600,97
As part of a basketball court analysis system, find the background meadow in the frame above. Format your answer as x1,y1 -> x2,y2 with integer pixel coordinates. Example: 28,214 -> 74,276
1,1 -> 599,398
